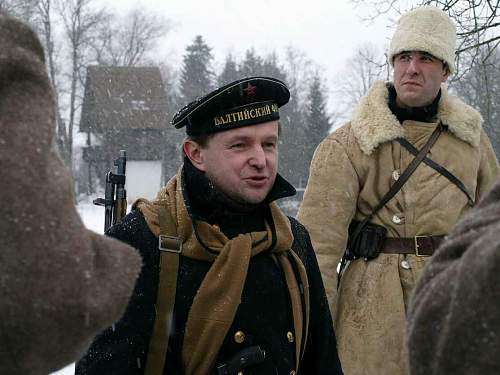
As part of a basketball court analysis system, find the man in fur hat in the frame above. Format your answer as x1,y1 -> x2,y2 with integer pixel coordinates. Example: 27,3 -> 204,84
297,6 -> 499,375
407,178 -> 500,375
0,13 -> 141,375
76,77 -> 343,374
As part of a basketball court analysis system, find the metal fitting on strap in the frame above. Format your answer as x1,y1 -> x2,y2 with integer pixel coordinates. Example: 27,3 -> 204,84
158,234 -> 182,253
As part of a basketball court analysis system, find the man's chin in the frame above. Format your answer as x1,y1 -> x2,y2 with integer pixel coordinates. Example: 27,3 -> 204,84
241,194 -> 267,205
237,188 -> 270,205
398,94 -> 428,108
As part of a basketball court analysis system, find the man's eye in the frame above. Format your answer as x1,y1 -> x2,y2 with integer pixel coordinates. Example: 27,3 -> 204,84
231,143 -> 244,149
264,142 -> 276,149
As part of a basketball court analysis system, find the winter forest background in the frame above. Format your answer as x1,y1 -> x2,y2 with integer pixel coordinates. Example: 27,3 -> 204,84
3,0 -> 500,219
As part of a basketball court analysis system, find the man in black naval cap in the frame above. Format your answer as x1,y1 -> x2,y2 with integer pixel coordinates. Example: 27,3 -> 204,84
76,77 -> 343,375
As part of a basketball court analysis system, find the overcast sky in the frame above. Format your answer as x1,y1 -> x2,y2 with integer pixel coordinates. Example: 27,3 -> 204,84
95,0 -> 397,112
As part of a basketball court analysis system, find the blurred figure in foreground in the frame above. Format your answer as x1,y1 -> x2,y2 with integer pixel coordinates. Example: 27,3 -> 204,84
407,178 -> 500,375
0,13 -> 141,375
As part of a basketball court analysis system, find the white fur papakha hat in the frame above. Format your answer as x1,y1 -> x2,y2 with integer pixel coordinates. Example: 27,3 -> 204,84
388,6 -> 457,74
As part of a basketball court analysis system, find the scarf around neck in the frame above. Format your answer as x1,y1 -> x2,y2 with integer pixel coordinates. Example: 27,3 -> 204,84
388,84 -> 441,124
134,167 -> 310,374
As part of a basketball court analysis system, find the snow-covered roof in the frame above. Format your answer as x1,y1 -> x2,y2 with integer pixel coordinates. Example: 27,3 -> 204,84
79,65 -> 169,133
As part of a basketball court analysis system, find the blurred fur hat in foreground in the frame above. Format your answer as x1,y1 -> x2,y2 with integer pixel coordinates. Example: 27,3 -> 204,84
0,12 -> 141,375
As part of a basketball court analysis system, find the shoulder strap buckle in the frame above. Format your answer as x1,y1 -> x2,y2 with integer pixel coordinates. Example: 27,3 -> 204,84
158,234 -> 182,253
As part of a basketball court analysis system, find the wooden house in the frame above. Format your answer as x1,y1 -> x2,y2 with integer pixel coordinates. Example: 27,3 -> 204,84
80,66 -> 170,199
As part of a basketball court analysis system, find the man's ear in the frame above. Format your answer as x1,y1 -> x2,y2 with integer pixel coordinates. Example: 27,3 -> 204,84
442,64 -> 451,82
183,140 -> 206,171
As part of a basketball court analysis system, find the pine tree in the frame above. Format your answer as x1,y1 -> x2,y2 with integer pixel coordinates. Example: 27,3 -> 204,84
239,48 -> 264,77
217,53 -> 239,86
262,52 -> 287,82
179,35 -> 214,104
305,73 -> 331,164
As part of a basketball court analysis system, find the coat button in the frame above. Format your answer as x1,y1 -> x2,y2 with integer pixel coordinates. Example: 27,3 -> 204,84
392,215 -> 402,224
401,260 -> 411,269
287,331 -> 295,343
234,331 -> 245,344
392,170 -> 400,180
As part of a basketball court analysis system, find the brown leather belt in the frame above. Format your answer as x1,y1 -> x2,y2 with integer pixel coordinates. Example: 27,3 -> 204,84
381,235 -> 445,256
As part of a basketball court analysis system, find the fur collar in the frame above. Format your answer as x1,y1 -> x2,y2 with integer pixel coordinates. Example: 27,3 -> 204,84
351,80 -> 483,155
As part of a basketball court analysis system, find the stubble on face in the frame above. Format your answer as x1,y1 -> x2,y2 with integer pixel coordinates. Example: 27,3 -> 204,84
393,51 -> 449,108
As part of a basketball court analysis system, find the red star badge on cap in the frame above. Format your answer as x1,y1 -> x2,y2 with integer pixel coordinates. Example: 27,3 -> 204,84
243,82 -> 257,96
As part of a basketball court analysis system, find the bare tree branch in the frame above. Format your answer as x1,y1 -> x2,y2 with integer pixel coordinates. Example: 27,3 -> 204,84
30,0 -> 72,165
90,8 -> 172,67
333,43 -> 387,122
55,0 -> 110,166
453,46 -> 500,156
351,0 -> 500,76
458,35 -> 500,53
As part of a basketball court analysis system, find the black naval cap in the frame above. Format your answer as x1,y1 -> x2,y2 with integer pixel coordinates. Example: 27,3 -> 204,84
171,76 -> 290,136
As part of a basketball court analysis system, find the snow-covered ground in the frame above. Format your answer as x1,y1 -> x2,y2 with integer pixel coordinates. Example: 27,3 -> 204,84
50,200 -> 105,375
51,363 -> 74,375
76,197 -> 106,234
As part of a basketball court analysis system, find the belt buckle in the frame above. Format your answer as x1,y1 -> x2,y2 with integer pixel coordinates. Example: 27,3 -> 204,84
414,235 -> 430,257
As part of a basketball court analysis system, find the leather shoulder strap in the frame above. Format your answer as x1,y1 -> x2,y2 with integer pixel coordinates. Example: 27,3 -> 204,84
145,207 -> 182,375
350,122 -> 444,243
396,136 -> 475,206
338,123 -> 443,283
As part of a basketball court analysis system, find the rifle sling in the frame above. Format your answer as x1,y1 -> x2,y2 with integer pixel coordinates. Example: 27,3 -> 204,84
338,123 -> 444,284
396,137 -> 474,206
145,207 -> 182,375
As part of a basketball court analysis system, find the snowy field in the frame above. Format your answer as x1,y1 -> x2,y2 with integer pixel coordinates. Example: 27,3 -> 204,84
50,199 -> 105,375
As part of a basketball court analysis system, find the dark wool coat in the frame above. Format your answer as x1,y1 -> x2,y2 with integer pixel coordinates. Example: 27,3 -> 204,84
76,201 -> 343,374
407,178 -> 500,375
0,13 -> 141,375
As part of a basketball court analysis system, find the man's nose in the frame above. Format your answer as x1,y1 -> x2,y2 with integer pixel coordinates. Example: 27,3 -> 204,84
406,58 -> 420,75
249,145 -> 266,168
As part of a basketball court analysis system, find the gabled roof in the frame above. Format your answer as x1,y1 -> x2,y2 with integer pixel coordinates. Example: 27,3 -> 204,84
80,66 -> 168,133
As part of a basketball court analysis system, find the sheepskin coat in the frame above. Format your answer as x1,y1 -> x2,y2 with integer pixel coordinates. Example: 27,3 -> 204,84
407,177 -> 500,375
297,80 -> 499,375
0,13 -> 141,375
